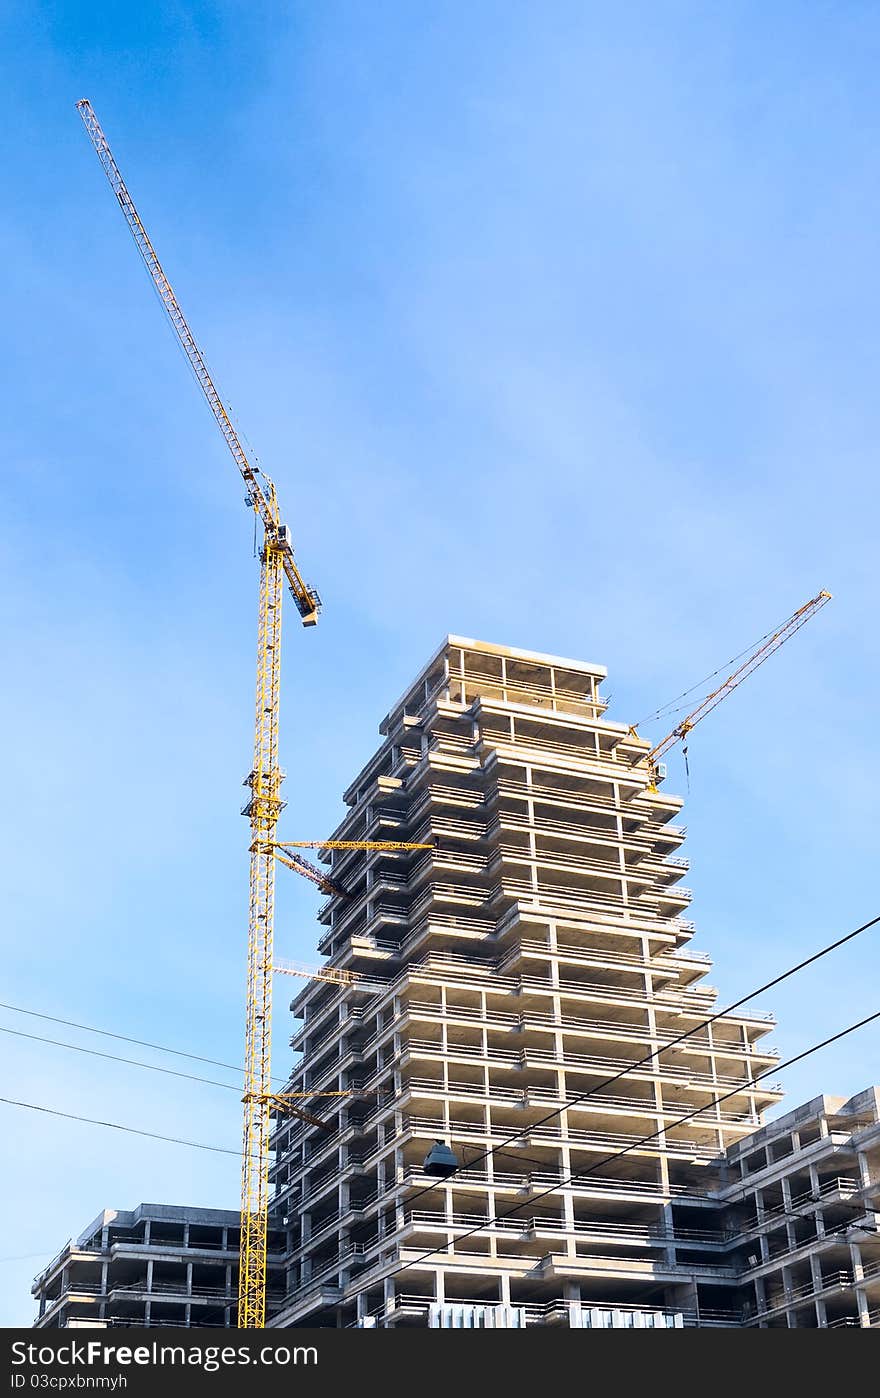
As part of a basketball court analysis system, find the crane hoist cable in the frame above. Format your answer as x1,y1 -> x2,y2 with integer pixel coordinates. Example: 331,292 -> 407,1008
76,98 -> 319,1329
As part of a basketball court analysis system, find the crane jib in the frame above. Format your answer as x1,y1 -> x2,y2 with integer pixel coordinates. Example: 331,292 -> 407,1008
635,590 -> 831,776
76,99 -> 320,629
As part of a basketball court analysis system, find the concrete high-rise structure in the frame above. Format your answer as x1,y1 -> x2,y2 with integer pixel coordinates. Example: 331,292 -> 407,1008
28,644 -> 880,1331
268,636 -> 785,1328
31,1205 -> 285,1329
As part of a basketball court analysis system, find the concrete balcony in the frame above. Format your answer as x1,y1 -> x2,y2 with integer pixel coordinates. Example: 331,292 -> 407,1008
462,667 -> 606,718
341,1208 -> 732,1257
395,1036 -> 780,1102
493,808 -> 655,856
392,1164 -> 714,1206
500,936 -> 693,982
749,1264 -> 880,1322
396,1111 -> 723,1163
734,1177 -> 864,1241
383,1293 -> 739,1328
479,731 -> 644,786
492,843 -> 677,894
827,1307 -> 880,1328
490,773 -> 664,828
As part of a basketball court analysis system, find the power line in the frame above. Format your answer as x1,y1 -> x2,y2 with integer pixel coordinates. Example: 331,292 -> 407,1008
376,910 -> 880,1213
0,999 -> 259,1078
0,1095 -> 243,1157
6,1006 -> 875,1319
353,1006 -> 880,1302
0,1025 -> 243,1094
6,901 -> 875,1140
5,916 -> 877,1256
7,911 -> 877,1194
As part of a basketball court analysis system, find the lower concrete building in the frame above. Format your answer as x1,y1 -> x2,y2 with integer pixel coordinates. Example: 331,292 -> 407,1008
716,1088 -> 880,1328
31,1204 -> 285,1329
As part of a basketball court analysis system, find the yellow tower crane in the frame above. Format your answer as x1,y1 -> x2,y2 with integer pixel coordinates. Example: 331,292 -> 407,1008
76,98 -> 320,1326
76,100 -> 432,1326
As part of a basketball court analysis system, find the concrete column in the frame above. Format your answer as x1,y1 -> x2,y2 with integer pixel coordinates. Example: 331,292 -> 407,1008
850,1241 -> 871,1326
558,1129 -> 575,1251
781,1177 -> 796,1252
809,1254 -> 826,1327
780,1263 -> 795,1328
705,1022 -> 720,1126
549,940 -> 560,992
755,1192 -> 771,1264
753,1275 -> 767,1327
660,1199 -> 677,1267
808,1162 -> 821,1203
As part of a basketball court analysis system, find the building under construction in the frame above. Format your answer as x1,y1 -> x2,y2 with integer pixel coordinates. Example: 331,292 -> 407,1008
268,636 -> 784,1327
30,636 -> 880,1329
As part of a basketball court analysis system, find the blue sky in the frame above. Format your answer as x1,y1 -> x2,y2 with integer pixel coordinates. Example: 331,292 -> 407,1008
2,1 -> 879,1324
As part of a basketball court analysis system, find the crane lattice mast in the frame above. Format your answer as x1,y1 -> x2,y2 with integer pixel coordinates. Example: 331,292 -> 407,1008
76,99 -> 318,1328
